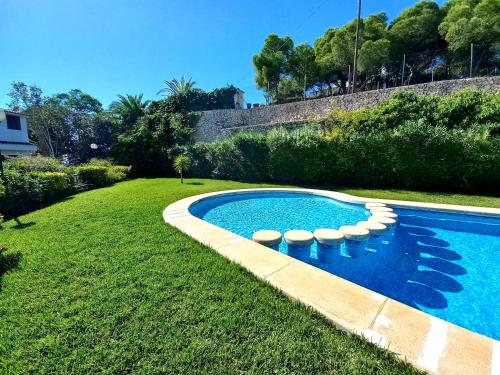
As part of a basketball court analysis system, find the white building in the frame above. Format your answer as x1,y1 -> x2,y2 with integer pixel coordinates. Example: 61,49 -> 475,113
0,109 -> 37,156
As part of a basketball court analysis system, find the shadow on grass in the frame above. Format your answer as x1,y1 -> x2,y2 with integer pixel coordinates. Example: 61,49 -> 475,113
0,251 -> 21,291
186,182 -> 204,186
12,221 -> 36,230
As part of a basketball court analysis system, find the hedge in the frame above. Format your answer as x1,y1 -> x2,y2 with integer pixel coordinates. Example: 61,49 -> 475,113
188,122 -> 500,194
0,157 -> 130,218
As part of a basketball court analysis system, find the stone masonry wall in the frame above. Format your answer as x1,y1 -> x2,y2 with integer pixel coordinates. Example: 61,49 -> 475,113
194,76 -> 500,142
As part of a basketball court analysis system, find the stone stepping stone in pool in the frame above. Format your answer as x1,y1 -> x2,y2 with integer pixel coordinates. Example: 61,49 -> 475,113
338,226 -> 370,241
253,230 -> 282,246
371,211 -> 398,220
357,221 -> 387,236
368,216 -> 396,227
313,229 -> 345,245
284,230 -> 314,246
370,206 -> 394,213
365,202 -> 387,209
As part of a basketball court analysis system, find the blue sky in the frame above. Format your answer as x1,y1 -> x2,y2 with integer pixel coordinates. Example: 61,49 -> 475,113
1,0 -> 445,108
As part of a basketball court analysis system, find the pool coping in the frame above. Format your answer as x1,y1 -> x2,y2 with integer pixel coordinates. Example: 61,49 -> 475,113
163,188 -> 500,375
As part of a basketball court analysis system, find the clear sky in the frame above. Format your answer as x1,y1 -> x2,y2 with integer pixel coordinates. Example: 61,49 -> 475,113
1,0 -> 445,108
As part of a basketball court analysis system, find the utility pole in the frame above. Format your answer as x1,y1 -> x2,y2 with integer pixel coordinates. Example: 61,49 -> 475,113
401,54 -> 406,86
470,43 -> 474,78
347,65 -> 351,93
303,73 -> 307,101
351,0 -> 362,94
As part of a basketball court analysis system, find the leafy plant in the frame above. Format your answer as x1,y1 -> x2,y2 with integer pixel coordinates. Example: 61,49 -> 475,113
173,155 -> 192,183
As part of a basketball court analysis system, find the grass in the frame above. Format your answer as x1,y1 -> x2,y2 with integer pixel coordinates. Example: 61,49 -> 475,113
339,187 -> 500,208
2,178 -> 498,374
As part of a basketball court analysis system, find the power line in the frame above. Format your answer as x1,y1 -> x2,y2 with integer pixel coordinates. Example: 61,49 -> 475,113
232,0 -> 330,95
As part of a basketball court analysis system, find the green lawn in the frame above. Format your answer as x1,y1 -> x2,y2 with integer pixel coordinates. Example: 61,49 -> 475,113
2,178 -> 498,373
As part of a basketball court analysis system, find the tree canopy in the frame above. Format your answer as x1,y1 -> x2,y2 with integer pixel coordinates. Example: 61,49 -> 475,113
254,0 -> 499,101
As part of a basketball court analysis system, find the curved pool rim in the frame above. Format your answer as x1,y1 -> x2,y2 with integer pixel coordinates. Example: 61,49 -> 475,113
163,188 -> 500,375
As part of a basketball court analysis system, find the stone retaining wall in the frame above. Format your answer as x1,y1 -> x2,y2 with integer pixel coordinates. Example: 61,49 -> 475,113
194,76 -> 500,142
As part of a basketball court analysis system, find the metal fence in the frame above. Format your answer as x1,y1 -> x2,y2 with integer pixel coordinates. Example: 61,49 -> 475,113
277,44 -> 499,105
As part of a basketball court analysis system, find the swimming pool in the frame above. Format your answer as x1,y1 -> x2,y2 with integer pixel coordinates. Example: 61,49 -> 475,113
190,191 -> 500,340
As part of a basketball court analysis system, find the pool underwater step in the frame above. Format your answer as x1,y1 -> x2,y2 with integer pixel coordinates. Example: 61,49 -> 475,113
164,188 -> 500,375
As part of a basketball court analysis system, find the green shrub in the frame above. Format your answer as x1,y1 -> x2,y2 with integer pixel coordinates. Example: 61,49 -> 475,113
188,143 -> 213,178
0,158 -> 130,218
231,132 -> 269,181
190,121 -> 499,194
84,158 -> 116,168
32,171 -> 72,200
207,139 -> 242,180
0,169 -> 45,217
6,156 -> 66,172
434,89 -> 500,131
323,89 -> 500,138
76,164 -> 129,188
268,127 -> 328,183
108,166 -> 130,183
76,166 -> 111,188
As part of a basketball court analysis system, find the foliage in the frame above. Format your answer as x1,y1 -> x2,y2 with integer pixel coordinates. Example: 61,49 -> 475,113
173,155 -> 192,183
190,89 -> 500,194
113,100 -> 177,176
439,0 -> 500,70
5,156 -> 66,172
0,157 -> 128,218
389,1 -> 445,55
256,0 -> 499,100
323,89 -> 499,135
8,83 -> 118,163
158,76 -> 197,96
109,94 -> 150,128
277,77 -> 303,100
205,85 -> 243,110
253,34 -> 294,102
7,82 -> 43,112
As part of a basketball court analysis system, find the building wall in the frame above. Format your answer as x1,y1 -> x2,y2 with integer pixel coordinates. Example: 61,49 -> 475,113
194,76 -> 500,142
0,111 -> 31,144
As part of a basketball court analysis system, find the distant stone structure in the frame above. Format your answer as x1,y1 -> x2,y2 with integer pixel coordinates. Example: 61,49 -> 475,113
233,89 -> 245,109
194,76 -> 500,142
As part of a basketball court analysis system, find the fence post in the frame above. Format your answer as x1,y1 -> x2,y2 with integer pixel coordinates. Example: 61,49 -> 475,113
347,65 -> 351,93
401,54 -> 406,86
470,43 -> 474,78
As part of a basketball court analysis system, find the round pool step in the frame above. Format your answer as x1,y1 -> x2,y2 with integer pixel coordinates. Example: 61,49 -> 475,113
369,216 -> 396,226
357,221 -> 387,235
252,230 -> 282,246
284,230 -> 314,246
365,202 -> 387,209
370,206 -> 394,213
372,211 -> 398,220
313,228 -> 345,245
339,226 -> 370,241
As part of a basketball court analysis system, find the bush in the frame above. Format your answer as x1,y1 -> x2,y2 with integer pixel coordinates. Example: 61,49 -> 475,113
323,89 -> 500,137
0,158 -> 129,218
188,143 -> 213,178
32,171 -> 73,200
5,156 -> 66,172
190,121 -> 500,194
434,89 -> 500,131
268,127 -> 328,183
0,169 -> 45,218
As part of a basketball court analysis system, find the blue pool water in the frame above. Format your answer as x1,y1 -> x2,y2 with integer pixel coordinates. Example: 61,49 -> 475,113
190,192 -> 500,340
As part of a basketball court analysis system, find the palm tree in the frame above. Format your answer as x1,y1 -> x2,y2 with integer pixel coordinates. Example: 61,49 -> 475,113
173,154 -> 192,183
158,76 -> 197,96
109,94 -> 150,127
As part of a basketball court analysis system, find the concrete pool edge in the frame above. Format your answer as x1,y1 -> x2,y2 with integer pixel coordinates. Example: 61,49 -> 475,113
163,188 -> 499,375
